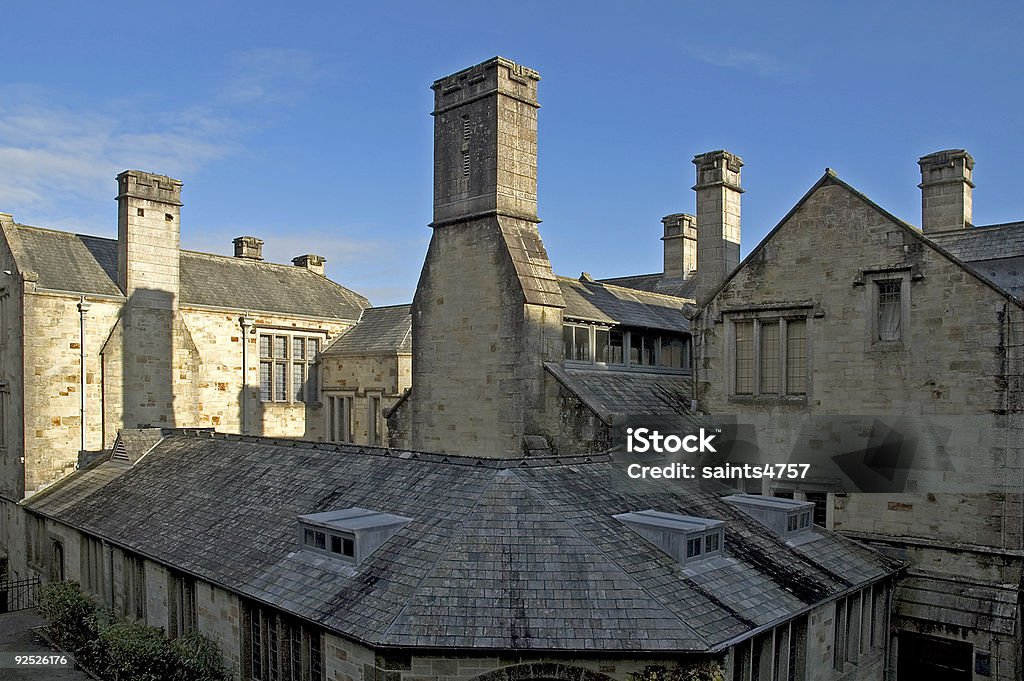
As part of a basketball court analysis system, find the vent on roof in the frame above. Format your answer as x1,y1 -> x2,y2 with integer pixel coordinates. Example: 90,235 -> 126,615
297,507 -> 412,565
722,494 -> 814,540
614,509 -> 724,565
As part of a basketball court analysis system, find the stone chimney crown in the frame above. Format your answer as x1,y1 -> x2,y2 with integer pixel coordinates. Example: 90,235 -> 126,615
292,254 -> 326,276
233,236 -> 264,261
918,149 -> 974,233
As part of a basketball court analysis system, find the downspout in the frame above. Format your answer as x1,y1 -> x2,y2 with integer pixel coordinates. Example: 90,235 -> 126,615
239,315 -> 254,435
77,297 -> 90,456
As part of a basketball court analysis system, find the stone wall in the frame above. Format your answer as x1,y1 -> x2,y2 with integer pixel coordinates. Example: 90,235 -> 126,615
695,177 -> 1024,680
407,216 -> 562,456
696,180 -> 1024,549
321,353 -> 410,446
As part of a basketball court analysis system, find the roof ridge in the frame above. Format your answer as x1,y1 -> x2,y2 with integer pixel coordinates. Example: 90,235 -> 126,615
14,223 -> 116,241
598,272 -> 663,281
165,429 -> 610,468
505,468 -> 714,650
557,274 -> 691,303
375,471 -> 502,639
362,302 -> 412,311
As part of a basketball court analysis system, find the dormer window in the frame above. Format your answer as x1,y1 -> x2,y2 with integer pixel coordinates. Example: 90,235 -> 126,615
297,507 -> 412,565
723,494 -> 817,542
614,509 -> 725,565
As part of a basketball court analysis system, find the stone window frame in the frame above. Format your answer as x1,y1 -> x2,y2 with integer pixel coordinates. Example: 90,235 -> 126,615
80,535 -> 104,598
121,551 -> 146,622
242,598 -> 324,681
730,614 -> 808,680
325,393 -> 354,444
366,392 -> 383,446
723,306 -> 814,403
258,331 -> 325,405
859,268 -> 913,351
562,321 -> 691,374
167,569 -> 197,639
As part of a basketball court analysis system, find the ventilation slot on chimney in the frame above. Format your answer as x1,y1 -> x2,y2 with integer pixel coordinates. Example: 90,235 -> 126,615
614,509 -> 725,566
722,494 -> 818,544
297,507 -> 412,565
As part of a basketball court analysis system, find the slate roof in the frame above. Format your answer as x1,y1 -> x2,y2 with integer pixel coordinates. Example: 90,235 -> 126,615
111,428 -> 165,464
557,276 -> 690,332
598,272 -> 697,300
322,305 -> 412,356
895,573 -> 1020,636
26,429 -> 899,653
545,363 -> 702,430
927,222 -> 1024,300
6,224 -> 369,320
927,222 -> 1024,262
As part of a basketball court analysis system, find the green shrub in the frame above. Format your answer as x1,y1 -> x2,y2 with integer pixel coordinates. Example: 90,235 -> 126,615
39,581 -> 230,681
99,620 -> 173,681
37,581 -> 99,653
628,662 -> 725,681
169,630 -> 229,681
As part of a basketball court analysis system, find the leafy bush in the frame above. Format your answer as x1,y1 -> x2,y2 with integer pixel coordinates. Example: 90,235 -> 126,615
39,581 -> 229,681
628,662 -> 725,681
37,581 -> 99,653
169,630 -> 229,681
99,620 -> 173,681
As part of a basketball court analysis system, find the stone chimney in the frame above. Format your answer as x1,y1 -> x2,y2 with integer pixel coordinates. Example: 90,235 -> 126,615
918,149 -> 974,233
693,150 -> 743,305
403,56 -> 564,458
661,213 -> 697,280
116,170 -> 182,310
292,254 -> 326,276
233,236 -> 264,260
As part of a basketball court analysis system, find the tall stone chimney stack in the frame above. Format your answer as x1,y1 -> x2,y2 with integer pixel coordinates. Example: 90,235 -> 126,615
431,56 -> 540,225
661,213 -> 697,280
918,149 -> 974,233
116,170 -> 182,309
405,57 -> 564,457
693,150 -> 743,304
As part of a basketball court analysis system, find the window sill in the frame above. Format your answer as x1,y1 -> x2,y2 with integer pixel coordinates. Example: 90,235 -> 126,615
728,394 -> 808,406
563,360 -> 691,376
869,340 -> 904,352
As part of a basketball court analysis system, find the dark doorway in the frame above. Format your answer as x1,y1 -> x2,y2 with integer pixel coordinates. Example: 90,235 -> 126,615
897,631 -> 972,681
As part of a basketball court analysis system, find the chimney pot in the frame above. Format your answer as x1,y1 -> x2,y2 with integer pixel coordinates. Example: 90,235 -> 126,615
661,213 -> 697,280
292,254 -> 326,276
692,150 -> 743,305
918,149 -> 974,233
233,236 -> 264,261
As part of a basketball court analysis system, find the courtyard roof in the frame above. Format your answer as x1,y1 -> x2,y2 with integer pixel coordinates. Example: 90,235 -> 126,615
26,429 -> 899,653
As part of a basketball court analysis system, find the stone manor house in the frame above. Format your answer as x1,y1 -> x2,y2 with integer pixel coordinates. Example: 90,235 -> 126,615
0,56 -> 1020,681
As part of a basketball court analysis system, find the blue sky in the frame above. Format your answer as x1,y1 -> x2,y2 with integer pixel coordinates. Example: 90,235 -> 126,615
2,2 -> 1020,305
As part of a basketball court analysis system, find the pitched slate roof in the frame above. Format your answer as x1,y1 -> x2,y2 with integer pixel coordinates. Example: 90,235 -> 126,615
26,429 -> 899,653
322,305 -> 412,356
557,276 -> 690,332
545,363 -> 702,430
927,222 -> 1024,300
895,573 -> 1020,636
7,224 -> 369,320
927,222 -> 1024,262
598,272 -> 697,300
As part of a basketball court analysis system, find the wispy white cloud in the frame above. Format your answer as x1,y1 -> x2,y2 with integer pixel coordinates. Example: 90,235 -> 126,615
0,48 -> 327,229
694,48 -> 806,80
215,48 -> 324,106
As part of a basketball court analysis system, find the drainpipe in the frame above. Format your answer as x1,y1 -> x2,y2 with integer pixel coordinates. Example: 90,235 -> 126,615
239,315 -> 254,434
77,297 -> 90,455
